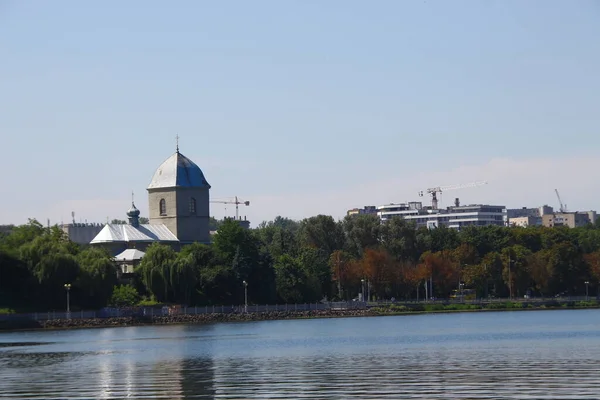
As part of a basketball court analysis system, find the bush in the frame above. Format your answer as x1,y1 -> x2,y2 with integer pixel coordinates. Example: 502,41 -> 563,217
0,308 -> 15,314
137,296 -> 160,307
444,303 -> 480,311
109,285 -> 141,307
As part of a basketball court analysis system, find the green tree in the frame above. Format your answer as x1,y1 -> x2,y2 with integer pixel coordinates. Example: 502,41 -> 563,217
137,243 -> 177,302
76,247 -> 118,308
109,285 -> 141,307
298,215 -> 344,256
380,217 -> 419,261
342,214 -> 382,257
274,255 -> 320,303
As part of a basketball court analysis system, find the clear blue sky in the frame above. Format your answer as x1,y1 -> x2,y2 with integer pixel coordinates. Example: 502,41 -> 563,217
1,0 -> 599,225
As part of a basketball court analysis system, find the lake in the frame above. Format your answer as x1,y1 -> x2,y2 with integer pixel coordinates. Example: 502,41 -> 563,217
0,309 -> 599,399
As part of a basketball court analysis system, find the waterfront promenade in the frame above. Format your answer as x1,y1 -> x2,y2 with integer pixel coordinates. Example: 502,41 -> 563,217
1,297 -> 598,331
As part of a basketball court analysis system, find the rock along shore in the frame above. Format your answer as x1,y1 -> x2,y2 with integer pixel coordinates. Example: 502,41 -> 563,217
0,309 -> 375,331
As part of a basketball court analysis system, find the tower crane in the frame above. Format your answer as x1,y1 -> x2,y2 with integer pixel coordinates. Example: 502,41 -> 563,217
554,189 -> 567,213
419,181 -> 488,209
210,196 -> 250,220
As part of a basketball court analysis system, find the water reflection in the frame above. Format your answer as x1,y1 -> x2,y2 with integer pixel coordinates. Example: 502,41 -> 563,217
0,310 -> 600,398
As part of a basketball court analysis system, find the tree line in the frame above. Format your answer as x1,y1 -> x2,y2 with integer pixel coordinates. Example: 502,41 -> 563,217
2,215 -> 600,312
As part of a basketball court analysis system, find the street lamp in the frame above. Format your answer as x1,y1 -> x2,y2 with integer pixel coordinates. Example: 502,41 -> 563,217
64,283 -> 71,318
242,280 -> 248,313
585,281 -> 590,301
361,279 -> 365,302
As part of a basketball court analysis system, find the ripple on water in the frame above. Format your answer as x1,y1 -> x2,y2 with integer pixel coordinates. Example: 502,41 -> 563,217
0,310 -> 600,399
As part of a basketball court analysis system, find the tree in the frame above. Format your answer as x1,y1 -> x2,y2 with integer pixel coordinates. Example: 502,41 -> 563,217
418,250 -> 457,298
298,215 -> 344,256
342,214 -> 381,257
329,250 -> 354,300
76,247 -> 118,308
501,245 -> 532,298
109,285 -> 141,307
274,255 -> 320,303
381,217 -> 419,261
137,243 -> 177,303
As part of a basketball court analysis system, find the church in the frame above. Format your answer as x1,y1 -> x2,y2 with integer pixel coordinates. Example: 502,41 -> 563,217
90,146 -> 211,270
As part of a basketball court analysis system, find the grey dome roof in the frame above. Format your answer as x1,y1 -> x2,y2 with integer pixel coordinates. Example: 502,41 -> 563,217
147,151 -> 211,190
127,202 -> 140,217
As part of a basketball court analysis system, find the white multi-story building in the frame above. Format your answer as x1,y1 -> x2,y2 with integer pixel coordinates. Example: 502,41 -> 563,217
377,201 -> 507,230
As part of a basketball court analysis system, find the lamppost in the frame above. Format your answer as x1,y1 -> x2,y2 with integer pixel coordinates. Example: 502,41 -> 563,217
64,283 -> 71,318
507,255 -> 514,300
361,279 -> 365,303
585,281 -> 590,301
242,280 -> 248,313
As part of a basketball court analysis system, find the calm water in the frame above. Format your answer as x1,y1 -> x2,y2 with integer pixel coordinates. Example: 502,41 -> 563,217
0,309 -> 599,399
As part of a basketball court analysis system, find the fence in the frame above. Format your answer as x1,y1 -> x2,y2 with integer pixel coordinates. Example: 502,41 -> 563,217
0,301 -> 367,322
0,296 -> 596,322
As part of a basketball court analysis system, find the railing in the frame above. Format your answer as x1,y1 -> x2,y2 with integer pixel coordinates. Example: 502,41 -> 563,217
0,296 -> 596,322
0,301 -> 367,322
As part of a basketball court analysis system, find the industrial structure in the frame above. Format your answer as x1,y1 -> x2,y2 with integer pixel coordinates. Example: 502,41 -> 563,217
418,181 -> 488,210
211,196 -> 251,229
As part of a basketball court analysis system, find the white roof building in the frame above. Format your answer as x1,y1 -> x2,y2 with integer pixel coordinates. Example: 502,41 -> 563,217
114,248 -> 146,262
91,222 -> 179,244
90,201 -> 179,250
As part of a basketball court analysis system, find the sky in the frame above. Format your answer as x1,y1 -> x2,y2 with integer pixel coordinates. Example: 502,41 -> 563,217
1,0 -> 599,226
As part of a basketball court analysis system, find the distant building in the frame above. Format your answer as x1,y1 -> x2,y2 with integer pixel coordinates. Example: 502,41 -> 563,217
113,248 -> 145,277
347,206 -> 378,216
0,225 -> 14,236
91,146 -> 211,255
508,205 -> 597,228
376,201 -> 507,230
509,216 -> 542,227
61,223 -> 104,245
542,212 -> 594,228
507,205 -> 553,219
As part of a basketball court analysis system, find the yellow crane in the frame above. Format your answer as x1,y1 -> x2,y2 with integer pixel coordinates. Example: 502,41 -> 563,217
210,196 -> 250,220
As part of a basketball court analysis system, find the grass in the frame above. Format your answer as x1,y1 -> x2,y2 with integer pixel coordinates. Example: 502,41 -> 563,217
370,300 -> 600,315
0,308 -> 16,314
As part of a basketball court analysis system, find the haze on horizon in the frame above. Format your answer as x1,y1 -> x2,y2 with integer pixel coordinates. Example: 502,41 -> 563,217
1,0 -> 599,227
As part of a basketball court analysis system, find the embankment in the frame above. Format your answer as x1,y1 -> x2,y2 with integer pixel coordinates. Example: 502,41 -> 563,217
0,309 -> 373,331
2,300 -> 599,332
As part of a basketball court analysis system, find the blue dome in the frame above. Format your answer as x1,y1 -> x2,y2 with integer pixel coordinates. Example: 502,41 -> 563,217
147,151 -> 211,190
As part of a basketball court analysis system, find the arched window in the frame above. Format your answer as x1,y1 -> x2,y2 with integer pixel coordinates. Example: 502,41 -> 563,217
159,199 -> 167,216
189,197 -> 197,215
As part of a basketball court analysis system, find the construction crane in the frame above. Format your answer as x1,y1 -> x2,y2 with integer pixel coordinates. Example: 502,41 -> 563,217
554,189 -> 567,213
419,181 -> 488,209
210,196 -> 250,220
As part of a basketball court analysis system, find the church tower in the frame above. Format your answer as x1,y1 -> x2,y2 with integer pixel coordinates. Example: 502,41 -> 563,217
147,143 -> 211,244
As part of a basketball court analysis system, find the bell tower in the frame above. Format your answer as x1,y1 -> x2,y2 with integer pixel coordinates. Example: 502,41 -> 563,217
147,141 -> 211,244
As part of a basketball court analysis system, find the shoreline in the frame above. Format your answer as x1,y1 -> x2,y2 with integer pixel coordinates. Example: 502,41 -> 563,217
1,302 -> 599,333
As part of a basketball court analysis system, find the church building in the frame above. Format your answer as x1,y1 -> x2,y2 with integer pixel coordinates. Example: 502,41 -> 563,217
90,146 -> 211,263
